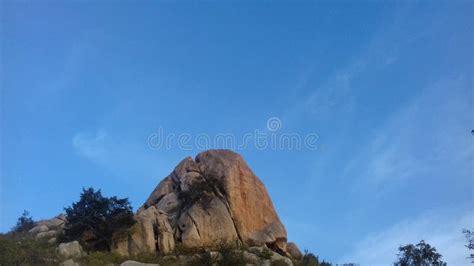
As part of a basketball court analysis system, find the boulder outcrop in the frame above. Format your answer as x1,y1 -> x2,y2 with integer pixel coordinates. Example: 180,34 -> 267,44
113,149 -> 297,258
29,214 -> 66,243
287,242 -> 303,260
58,241 -> 83,259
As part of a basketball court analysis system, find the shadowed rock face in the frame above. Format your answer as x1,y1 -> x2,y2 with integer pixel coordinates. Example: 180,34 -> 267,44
112,150 -> 291,256
29,214 -> 67,244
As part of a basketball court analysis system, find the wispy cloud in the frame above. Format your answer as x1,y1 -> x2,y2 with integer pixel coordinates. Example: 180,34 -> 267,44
283,4 -> 441,126
337,76 -> 473,264
72,130 -> 165,179
282,8 -> 473,263
339,209 -> 474,265
344,76 -> 473,188
302,60 -> 365,118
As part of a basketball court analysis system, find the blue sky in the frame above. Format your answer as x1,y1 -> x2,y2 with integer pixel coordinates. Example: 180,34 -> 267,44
1,1 -> 473,264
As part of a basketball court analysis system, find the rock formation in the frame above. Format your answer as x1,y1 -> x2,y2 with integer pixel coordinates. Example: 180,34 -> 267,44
58,241 -> 83,259
28,214 -> 67,244
112,149 -> 297,259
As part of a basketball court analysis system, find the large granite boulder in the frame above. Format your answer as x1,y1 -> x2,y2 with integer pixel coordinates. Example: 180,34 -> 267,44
178,196 -> 238,248
58,241 -> 83,259
113,149 -> 295,257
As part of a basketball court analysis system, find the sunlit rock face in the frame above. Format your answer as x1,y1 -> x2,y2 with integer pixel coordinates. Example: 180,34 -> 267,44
112,149 -> 291,257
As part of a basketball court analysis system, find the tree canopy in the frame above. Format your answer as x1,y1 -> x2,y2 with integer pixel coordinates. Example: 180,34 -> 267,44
463,228 -> 474,263
63,187 -> 135,251
394,240 -> 445,266
11,210 -> 35,233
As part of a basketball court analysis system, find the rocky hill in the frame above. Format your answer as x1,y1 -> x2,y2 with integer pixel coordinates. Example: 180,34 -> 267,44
18,150 -> 305,265
111,149 -> 301,260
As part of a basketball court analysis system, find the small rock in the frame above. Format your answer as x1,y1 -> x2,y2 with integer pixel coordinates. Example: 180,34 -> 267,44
269,251 -> 293,266
48,237 -> 57,244
37,214 -> 66,228
58,241 -> 83,259
120,261 -> 159,266
29,224 -> 49,234
60,259 -> 79,266
163,255 -> 177,261
243,251 -> 260,264
287,242 -> 302,260
210,251 -> 223,261
35,230 -> 57,240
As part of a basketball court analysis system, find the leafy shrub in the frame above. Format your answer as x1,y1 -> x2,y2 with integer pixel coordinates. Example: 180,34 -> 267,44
273,259 -> 290,266
194,252 -> 219,266
463,228 -> 474,263
174,242 -> 205,255
0,233 -> 58,265
11,210 -> 35,233
294,249 -> 331,266
252,247 -> 273,259
190,241 -> 245,266
64,187 -> 136,251
394,240 -> 445,266
179,176 -> 224,210
216,242 -> 245,265
130,252 -> 164,264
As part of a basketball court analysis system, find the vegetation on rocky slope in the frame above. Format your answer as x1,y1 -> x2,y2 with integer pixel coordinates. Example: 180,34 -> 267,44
0,232 -> 58,265
0,230 -> 328,266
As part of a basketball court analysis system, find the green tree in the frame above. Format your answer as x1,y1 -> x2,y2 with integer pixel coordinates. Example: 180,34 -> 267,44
11,210 -> 35,233
463,228 -> 474,263
394,240 -> 446,266
296,249 -> 331,266
63,187 -> 135,251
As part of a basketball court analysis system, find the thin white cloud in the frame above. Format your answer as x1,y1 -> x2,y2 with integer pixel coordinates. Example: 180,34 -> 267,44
302,59 -> 365,117
282,5 -> 441,126
339,209 -> 474,265
72,130 -> 165,178
343,76 -> 473,189
337,76 -> 474,264
281,7 -> 473,265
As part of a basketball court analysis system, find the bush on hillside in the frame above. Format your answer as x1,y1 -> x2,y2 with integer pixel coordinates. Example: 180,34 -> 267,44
11,210 -> 35,233
77,251 -> 127,265
0,233 -> 58,265
179,175 -> 225,210
63,187 -> 135,251
194,243 -> 246,266
394,240 -> 445,266
295,249 -> 331,266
